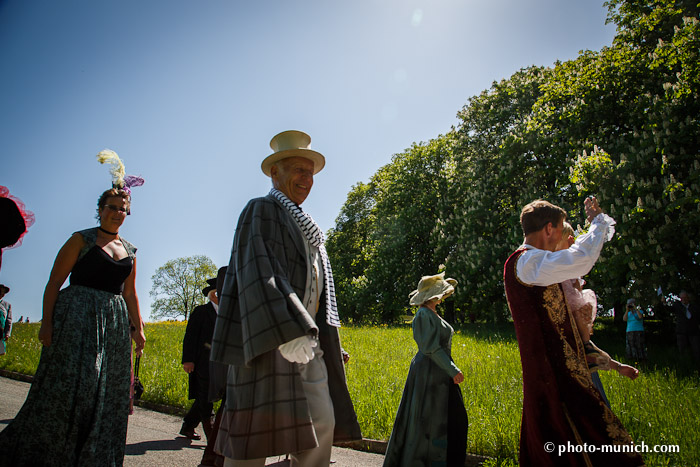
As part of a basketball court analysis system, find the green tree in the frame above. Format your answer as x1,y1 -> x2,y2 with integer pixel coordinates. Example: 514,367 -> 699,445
328,0 -> 700,325
149,255 -> 217,321
326,181 -> 377,322
534,0 -> 700,315
442,66 -> 573,322
327,134 -> 457,323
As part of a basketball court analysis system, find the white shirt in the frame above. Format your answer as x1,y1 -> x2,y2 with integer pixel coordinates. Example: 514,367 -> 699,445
516,213 -> 616,287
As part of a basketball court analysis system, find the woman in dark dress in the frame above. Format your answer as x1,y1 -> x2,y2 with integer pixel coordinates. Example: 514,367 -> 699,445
384,272 -> 468,467
0,182 -> 146,466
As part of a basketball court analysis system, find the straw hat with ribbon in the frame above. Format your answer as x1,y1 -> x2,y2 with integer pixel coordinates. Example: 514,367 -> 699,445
261,130 -> 325,176
408,272 -> 457,306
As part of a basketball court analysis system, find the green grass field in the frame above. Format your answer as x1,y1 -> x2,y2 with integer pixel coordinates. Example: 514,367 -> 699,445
2,320 -> 698,466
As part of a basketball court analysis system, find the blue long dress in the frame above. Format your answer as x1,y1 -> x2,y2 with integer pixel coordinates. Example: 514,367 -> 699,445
383,307 -> 468,467
0,228 -> 136,467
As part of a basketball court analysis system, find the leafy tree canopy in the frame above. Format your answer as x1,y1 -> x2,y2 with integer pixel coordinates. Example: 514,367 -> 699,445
149,255 -> 217,321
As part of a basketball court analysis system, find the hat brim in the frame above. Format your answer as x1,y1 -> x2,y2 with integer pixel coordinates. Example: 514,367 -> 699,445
261,149 -> 325,177
409,279 -> 457,306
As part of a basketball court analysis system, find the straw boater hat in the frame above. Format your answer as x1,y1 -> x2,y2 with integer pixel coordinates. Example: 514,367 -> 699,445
261,130 -> 326,176
409,272 -> 457,306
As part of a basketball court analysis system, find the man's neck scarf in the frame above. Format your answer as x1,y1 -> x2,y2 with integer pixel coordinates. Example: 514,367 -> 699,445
269,188 -> 341,327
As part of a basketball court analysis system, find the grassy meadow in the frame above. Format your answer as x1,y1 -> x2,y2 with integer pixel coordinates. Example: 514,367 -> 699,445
2,320 -> 699,466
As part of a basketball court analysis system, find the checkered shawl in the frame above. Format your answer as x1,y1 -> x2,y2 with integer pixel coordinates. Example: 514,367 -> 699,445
210,195 -> 361,459
269,188 -> 340,327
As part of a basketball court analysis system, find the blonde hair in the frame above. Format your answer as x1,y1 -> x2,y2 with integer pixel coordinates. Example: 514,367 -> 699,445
562,221 -> 574,238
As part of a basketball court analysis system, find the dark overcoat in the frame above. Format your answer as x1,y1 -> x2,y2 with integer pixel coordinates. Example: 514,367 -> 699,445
211,194 -> 362,460
182,301 -> 217,400
674,301 -> 700,336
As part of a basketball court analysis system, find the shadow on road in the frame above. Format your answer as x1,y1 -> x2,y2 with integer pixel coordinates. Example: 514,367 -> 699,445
126,436 -> 203,455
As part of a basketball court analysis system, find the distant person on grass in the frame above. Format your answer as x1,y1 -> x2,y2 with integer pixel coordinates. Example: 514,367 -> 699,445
211,130 -> 361,466
383,272 -> 468,467
503,197 -> 644,466
0,285 -> 12,356
623,298 -> 646,362
672,290 -> 700,363
0,150 -> 146,467
180,274 -> 219,465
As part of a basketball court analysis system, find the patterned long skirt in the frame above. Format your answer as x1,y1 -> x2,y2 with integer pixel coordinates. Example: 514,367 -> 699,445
625,330 -> 647,361
0,285 -> 132,467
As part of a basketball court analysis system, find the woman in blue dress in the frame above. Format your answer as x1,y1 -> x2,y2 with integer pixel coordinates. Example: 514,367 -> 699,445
0,183 -> 146,466
384,272 -> 468,467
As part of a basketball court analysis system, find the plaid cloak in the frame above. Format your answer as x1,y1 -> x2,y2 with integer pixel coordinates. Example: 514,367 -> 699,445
211,194 -> 362,460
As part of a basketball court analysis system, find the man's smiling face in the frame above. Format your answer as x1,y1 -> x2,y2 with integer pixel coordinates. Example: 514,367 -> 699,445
271,156 -> 315,205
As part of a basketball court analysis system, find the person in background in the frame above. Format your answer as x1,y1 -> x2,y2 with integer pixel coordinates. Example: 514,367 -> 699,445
0,285 -> 12,356
383,272 -> 468,467
180,275 -> 218,461
623,298 -> 646,362
0,150 -> 146,467
672,290 -> 700,363
204,266 -> 230,467
211,130 -> 361,466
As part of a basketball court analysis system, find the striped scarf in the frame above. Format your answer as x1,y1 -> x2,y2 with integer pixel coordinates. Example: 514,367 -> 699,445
270,188 -> 341,328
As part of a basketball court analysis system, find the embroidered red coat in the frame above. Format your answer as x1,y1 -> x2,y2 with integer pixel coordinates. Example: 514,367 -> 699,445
504,248 -> 644,467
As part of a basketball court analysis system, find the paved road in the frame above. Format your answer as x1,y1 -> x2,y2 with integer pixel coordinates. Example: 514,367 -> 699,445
0,376 -> 385,466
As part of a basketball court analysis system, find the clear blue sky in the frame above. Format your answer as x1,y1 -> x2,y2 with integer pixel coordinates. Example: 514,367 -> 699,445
1,0 -> 616,322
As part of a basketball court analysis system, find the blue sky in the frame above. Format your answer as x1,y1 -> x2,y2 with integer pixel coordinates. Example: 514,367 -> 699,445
1,0 -> 616,322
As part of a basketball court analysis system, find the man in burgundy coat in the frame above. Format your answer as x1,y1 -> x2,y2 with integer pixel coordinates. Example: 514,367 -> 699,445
503,197 -> 644,466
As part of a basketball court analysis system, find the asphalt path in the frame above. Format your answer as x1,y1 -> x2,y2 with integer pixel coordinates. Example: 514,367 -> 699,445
0,376 -> 385,466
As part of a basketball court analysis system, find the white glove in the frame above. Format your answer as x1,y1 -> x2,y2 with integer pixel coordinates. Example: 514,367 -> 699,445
278,335 -> 317,364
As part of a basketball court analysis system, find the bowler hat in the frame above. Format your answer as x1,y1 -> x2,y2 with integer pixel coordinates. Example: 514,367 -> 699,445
202,277 -> 217,297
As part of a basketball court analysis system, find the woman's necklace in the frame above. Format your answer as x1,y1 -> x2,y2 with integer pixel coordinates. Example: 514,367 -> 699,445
98,226 -> 118,236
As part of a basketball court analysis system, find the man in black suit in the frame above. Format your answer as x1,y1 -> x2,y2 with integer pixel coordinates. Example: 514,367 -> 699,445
180,276 -> 218,446
674,290 -> 700,363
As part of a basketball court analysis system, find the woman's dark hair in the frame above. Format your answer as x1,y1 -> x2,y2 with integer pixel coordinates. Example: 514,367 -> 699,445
96,188 -> 131,220
520,200 -> 567,236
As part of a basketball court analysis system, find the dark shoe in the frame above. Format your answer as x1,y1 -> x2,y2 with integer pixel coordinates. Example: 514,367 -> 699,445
179,426 -> 201,440
200,452 -> 218,466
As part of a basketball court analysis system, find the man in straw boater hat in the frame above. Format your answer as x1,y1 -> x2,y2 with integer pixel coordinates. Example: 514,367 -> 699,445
211,130 -> 361,466
503,197 -> 644,466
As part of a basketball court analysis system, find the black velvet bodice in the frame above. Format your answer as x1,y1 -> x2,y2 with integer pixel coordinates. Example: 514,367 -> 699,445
70,245 -> 133,294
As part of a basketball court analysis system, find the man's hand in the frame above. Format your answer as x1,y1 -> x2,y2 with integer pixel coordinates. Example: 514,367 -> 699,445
453,372 -> 464,384
584,196 -> 603,222
183,362 -> 195,373
279,335 -> 317,364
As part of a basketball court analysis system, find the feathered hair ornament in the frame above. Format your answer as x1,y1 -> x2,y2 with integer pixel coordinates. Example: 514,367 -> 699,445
96,149 -> 145,195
